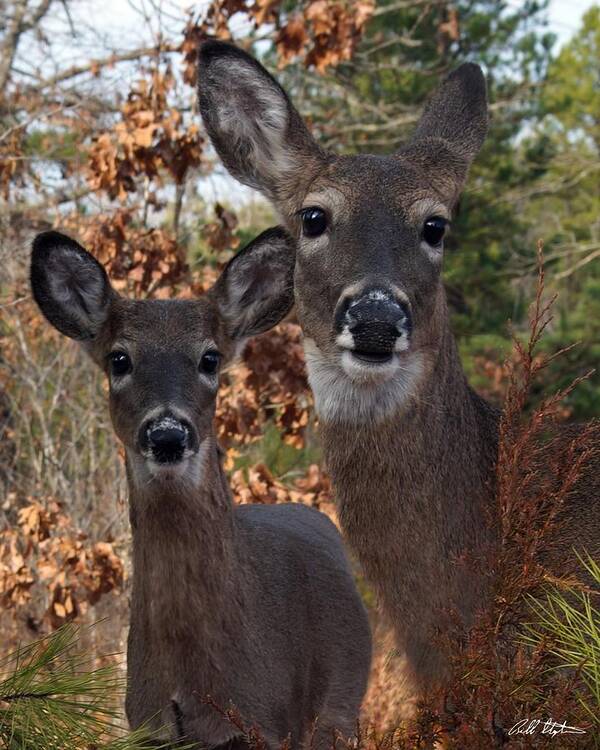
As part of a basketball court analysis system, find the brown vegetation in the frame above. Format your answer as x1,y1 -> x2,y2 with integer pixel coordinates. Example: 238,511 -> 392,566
1,1 -> 598,746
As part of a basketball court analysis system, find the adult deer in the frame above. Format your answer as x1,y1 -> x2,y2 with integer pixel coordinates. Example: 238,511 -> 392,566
30,229 -> 372,747
197,41 -> 600,691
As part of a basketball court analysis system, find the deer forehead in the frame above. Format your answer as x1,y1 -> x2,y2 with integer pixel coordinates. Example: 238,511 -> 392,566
298,156 -> 452,225
106,298 -> 221,347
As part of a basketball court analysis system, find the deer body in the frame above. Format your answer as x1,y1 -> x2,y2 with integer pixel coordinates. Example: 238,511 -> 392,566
197,42 -> 600,692
31,229 -> 371,747
316,307 -> 500,684
316,292 -> 600,687
126,446 -> 369,744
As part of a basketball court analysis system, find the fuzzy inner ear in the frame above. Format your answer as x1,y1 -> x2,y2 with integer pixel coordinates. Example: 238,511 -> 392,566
197,40 -> 324,203
30,231 -> 113,341
213,227 -> 295,340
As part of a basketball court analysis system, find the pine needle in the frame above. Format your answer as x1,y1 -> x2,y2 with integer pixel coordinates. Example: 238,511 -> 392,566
524,551 -> 600,726
0,624 -> 170,750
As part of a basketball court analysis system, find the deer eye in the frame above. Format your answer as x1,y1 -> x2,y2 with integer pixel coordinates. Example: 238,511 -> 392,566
422,216 -> 448,247
199,350 -> 220,375
109,351 -> 132,377
300,207 -> 328,238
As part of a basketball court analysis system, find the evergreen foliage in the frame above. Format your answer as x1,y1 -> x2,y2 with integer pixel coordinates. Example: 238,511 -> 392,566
525,554 -> 600,727
0,625 -> 168,750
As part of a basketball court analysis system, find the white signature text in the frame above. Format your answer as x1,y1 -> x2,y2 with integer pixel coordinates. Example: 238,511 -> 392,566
509,718 -> 586,737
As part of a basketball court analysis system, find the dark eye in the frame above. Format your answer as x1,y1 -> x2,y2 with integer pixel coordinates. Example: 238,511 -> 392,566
109,351 -> 132,377
199,350 -> 220,375
422,216 -> 448,247
300,207 -> 328,238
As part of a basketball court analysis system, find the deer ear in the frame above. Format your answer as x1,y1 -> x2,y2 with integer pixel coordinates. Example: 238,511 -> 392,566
31,231 -> 113,341
197,40 -> 324,203
401,63 -> 488,199
411,63 -> 488,162
213,227 -> 295,340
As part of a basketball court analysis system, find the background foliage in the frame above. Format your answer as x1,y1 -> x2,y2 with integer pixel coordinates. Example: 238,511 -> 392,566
0,0 -> 599,744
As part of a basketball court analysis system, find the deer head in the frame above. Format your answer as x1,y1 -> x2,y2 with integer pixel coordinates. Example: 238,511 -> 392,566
198,42 -> 488,422
30,228 -> 295,487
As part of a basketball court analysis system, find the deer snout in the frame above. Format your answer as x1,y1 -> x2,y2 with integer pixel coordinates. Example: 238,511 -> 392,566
334,289 -> 412,363
139,415 -> 195,464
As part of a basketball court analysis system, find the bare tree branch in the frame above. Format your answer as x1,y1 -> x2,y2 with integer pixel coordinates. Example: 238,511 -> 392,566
25,42 -> 179,93
372,0 -> 449,16
555,248 -> 600,280
0,0 -> 55,93
0,0 -> 30,94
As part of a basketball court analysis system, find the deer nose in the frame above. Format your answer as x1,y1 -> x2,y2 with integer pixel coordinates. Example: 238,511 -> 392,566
334,289 -> 412,361
139,415 -> 192,464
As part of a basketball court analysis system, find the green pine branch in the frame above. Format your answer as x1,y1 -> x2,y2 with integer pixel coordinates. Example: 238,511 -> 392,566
524,552 -> 600,726
0,624 -> 170,750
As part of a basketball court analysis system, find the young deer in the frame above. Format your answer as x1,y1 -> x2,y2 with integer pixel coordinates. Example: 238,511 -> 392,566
197,41 -> 600,691
30,229 -> 371,747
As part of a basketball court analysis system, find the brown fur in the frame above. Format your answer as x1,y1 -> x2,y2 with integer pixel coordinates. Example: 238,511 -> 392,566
197,42 -> 599,693
30,229 -> 372,747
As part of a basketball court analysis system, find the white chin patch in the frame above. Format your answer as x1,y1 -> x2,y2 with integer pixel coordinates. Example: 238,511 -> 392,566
340,350 -> 403,384
130,441 -> 209,489
394,330 -> 410,352
335,326 -> 355,350
304,339 -> 424,425
145,451 -> 198,482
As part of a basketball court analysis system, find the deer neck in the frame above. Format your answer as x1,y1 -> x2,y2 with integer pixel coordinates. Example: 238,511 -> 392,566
126,438 -> 240,654
317,297 -> 499,626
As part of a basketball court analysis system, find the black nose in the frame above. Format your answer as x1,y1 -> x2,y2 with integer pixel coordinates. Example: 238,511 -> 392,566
140,416 -> 191,464
335,289 -> 411,359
